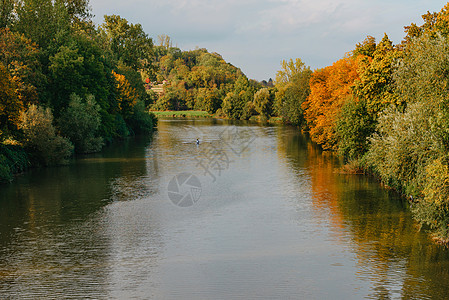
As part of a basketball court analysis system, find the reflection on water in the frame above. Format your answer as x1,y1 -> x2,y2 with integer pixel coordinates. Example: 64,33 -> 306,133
0,119 -> 448,299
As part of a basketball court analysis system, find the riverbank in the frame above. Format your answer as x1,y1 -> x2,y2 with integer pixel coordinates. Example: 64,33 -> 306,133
151,110 -> 284,124
0,111 -> 157,184
150,110 -> 213,118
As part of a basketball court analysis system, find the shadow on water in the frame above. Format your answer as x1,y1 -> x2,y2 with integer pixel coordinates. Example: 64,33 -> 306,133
279,127 -> 449,299
0,135 -> 160,297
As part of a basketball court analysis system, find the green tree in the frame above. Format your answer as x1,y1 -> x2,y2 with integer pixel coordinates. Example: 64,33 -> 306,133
102,15 -> 153,71
222,75 -> 255,119
353,34 -> 400,117
253,88 -> 274,120
352,35 -> 376,58
403,3 -> 449,42
274,58 -> 311,126
0,0 -> 15,28
58,94 -> 103,153
365,32 -> 449,241
48,45 -> 85,111
394,33 -> 449,108
336,97 -> 376,161
14,0 -> 71,49
47,31 -> 112,117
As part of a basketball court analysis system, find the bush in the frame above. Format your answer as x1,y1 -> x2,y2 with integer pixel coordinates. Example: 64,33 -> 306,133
412,159 -> 449,241
127,100 -> 156,134
19,105 -> 73,166
366,103 -> 444,194
0,144 -> 29,183
253,88 -> 274,120
336,98 -> 376,161
58,94 -> 104,153
222,92 -> 247,119
114,114 -> 130,138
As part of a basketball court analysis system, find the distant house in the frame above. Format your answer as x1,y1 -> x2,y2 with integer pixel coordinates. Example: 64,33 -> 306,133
151,82 -> 166,96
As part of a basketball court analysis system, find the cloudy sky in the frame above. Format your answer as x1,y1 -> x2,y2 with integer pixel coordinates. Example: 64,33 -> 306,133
90,0 -> 445,81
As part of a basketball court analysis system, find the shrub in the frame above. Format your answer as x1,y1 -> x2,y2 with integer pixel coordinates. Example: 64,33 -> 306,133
412,158 -> 449,241
58,94 -> 104,153
19,105 -> 73,166
336,98 -> 376,161
114,114 -> 130,138
0,144 -> 29,182
253,88 -> 274,120
366,103 -> 445,194
127,100 -> 156,134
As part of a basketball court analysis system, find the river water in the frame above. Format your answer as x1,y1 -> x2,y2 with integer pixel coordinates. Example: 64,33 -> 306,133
1,119 -> 449,299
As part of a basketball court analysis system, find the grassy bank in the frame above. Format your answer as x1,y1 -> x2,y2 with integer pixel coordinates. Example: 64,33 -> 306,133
152,110 -> 284,124
150,110 -> 212,118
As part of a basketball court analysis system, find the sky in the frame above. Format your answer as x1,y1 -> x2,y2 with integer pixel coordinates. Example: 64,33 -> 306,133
90,0 -> 446,81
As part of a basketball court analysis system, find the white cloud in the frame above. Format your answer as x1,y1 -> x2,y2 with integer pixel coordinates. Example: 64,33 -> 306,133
90,0 -> 447,80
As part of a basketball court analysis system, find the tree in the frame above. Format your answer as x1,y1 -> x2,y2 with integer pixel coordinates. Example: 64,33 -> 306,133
402,3 -> 449,47
48,45 -> 85,111
112,70 -> 139,119
352,35 -> 376,58
0,28 -> 44,106
58,94 -> 103,153
253,88 -> 274,120
0,63 -> 22,140
336,97 -> 376,161
157,34 -> 173,49
274,58 -> 312,126
14,0 -> 71,49
47,31 -> 113,116
353,34 -> 400,117
394,33 -> 449,108
365,32 -> 449,241
102,15 -> 153,71
221,75 -> 256,119
19,104 -> 73,166
302,57 -> 359,150
0,0 -> 15,28
64,0 -> 92,22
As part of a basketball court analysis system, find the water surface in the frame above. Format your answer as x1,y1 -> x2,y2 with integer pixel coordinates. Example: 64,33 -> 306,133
1,119 -> 448,299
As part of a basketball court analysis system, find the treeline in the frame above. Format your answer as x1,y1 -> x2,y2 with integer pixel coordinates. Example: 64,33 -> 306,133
150,39 -> 309,124
150,40 -> 268,120
0,0 -> 156,181
279,3 -> 449,243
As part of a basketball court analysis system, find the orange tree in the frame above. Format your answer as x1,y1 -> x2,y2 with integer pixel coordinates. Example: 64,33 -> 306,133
302,57 -> 359,150
112,70 -> 138,120
0,63 -> 22,140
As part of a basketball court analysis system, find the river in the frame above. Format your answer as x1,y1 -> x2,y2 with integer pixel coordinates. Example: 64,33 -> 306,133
1,119 -> 449,299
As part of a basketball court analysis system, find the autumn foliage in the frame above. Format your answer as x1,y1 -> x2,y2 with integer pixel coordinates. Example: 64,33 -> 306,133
112,70 -> 139,118
0,63 -> 22,140
302,57 -> 359,150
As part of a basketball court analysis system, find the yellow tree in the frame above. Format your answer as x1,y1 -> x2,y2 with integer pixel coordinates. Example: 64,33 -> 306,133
302,57 -> 359,150
0,28 -> 41,106
274,58 -> 312,126
0,63 -> 22,140
353,34 -> 400,117
112,70 -> 138,119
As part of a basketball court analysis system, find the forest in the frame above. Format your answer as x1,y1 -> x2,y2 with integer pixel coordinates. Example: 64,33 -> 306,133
2,0 -> 449,242
0,0 -> 156,181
